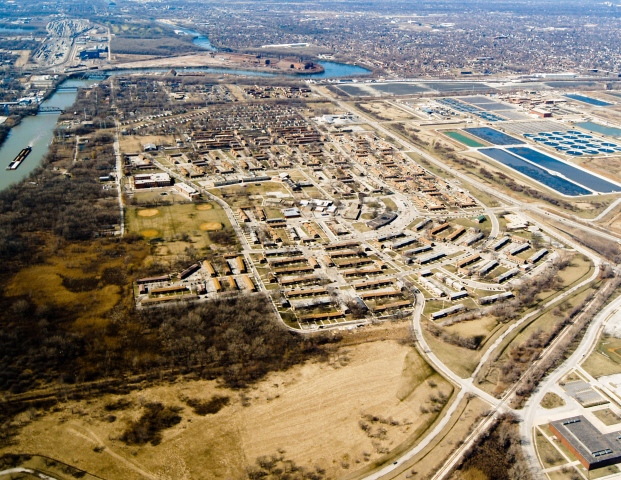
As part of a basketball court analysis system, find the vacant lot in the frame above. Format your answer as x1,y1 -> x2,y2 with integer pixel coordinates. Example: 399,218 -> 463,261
1,336 -> 452,479
540,392 -> 565,409
119,135 -> 176,152
593,408 -> 621,426
359,102 -> 414,121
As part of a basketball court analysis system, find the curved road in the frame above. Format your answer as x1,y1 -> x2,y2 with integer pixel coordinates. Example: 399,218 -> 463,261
520,290 -> 621,477
313,87 -> 621,248
312,87 -> 611,479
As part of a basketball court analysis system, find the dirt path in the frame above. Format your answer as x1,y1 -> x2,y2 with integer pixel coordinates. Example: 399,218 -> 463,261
67,424 -> 157,480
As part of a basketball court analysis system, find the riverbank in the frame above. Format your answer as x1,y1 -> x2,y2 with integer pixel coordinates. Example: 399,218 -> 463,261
0,74 -> 66,152
106,52 -> 325,76
0,78 -> 97,191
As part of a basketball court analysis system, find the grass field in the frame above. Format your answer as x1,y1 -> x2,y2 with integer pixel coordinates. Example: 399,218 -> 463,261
555,255 -> 593,292
209,183 -> 292,208
422,319 -> 482,378
362,102 -> 414,121
540,392 -> 565,409
0,337 -> 453,480
126,201 -> 234,265
451,217 -> 492,236
126,201 -> 230,242
444,316 -> 499,342
382,197 -> 398,211
583,335 -> 621,377
593,408 -> 621,426
388,395 -> 488,479
535,429 -> 566,468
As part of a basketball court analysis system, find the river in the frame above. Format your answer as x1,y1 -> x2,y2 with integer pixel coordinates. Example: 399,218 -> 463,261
0,29 -> 369,191
105,61 -> 371,78
0,78 -> 98,191
175,26 -> 371,79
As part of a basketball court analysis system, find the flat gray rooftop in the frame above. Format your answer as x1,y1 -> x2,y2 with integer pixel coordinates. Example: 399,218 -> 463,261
551,416 -> 621,466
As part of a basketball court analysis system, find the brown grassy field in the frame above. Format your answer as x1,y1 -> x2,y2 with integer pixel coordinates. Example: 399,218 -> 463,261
593,408 -> 621,426
540,392 -> 565,409
390,395 -> 488,479
126,201 -> 232,262
360,103 -> 414,121
119,135 -> 176,152
0,337 -> 452,480
4,240 -> 147,330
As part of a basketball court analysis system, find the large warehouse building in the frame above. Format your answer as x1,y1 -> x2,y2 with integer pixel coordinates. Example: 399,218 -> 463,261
550,416 -> 621,470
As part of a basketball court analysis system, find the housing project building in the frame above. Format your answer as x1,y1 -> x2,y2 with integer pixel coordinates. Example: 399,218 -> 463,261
550,416 -> 621,470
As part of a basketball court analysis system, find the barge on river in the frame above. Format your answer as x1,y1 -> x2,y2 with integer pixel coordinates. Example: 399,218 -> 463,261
7,146 -> 32,170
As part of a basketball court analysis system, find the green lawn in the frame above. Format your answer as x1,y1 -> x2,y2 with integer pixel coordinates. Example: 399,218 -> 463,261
444,131 -> 486,148
382,197 -> 398,211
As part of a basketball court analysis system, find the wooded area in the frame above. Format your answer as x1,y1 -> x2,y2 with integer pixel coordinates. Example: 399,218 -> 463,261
0,82 -> 341,448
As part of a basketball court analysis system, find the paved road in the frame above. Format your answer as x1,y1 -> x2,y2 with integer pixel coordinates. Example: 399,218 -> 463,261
520,291 -> 621,477
310,86 -> 613,479
110,79 -> 124,237
586,197 -> 621,222
521,205 -> 621,245
314,87 -> 621,248
0,468 -> 58,479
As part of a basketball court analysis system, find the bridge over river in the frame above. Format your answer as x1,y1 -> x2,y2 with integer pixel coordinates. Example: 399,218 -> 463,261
38,106 -> 64,113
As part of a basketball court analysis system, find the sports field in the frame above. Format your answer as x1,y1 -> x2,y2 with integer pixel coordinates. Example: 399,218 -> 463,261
126,202 -> 230,241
